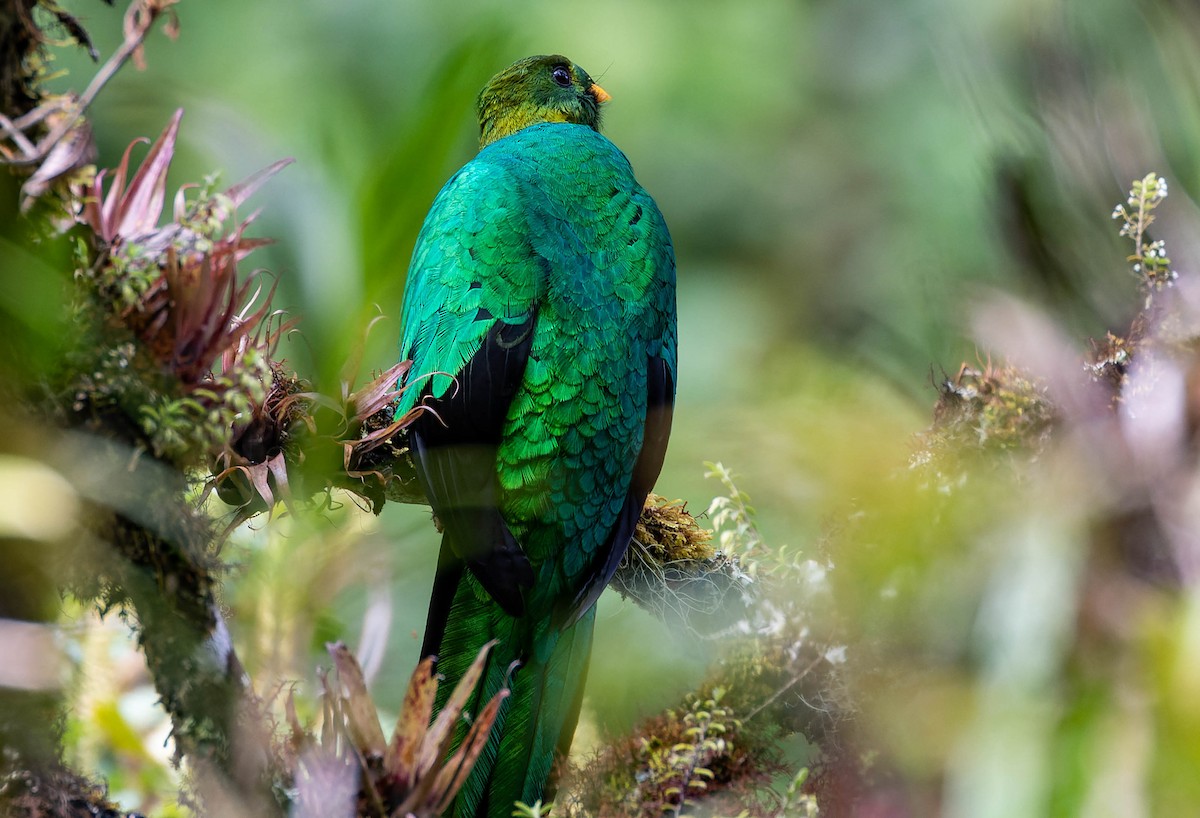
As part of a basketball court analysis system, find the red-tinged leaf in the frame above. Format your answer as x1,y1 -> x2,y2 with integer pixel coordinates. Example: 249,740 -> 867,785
166,252 -> 239,383
100,136 -> 148,240
172,181 -> 195,221
264,451 -> 293,513
407,402 -> 444,431
115,108 -> 182,240
176,249 -> 263,383
348,360 -> 412,422
385,656 -> 437,781
21,118 -> 96,209
418,639 -> 498,777
223,157 -> 295,212
326,642 -> 387,758
133,275 -> 171,339
231,274 -> 274,326
431,689 -> 510,815
219,332 -> 252,378
244,462 -> 275,511
164,255 -> 206,335
395,757 -> 443,818
186,297 -> 241,379
231,235 -> 275,261
259,306 -> 300,353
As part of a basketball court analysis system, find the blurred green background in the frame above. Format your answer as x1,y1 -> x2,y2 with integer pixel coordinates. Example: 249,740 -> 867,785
37,0 -> 1200,812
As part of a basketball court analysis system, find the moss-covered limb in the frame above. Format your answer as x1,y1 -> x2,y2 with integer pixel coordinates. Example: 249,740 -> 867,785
44,429 -> 283,813
608,494 -> 760,639
0,9 -> 291,802
556,595 -> 844,816
559,628 -> 838,818
0,3 -> 101,793
561,473 -> 842,818
0,758 -> 128,818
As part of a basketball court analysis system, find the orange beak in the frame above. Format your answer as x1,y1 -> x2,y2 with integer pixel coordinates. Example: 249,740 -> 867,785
589,83 -> 611,104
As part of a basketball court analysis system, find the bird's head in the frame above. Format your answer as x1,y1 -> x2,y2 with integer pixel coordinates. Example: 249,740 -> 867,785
476,55 -> 610,149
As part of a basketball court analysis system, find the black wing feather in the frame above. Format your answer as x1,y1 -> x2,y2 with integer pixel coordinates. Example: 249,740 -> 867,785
412,313 -> 538,641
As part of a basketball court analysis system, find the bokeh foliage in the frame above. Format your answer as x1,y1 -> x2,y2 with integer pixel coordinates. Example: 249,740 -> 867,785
6,0 -> 1200,815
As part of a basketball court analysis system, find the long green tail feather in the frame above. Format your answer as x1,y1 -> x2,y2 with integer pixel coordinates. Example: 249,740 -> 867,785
432,574 -> 595,818
487,606 -> 594,815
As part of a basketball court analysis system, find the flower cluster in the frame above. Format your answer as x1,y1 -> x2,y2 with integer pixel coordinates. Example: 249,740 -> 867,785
1112,171 -> 1178,295
68,109 -> 293,467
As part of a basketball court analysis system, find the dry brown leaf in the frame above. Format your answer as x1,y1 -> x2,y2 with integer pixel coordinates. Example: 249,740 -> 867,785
326,642 -> 387,758
385,655 -> 437,778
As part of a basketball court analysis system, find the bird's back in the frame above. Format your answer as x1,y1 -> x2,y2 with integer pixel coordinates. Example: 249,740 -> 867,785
398,122 -> 676,818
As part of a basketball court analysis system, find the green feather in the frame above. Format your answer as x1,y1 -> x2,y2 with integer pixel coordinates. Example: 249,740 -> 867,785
396,54 -> 676,818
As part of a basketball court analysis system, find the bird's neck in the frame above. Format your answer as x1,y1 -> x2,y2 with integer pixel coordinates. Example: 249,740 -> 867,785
479,107 -> 573,148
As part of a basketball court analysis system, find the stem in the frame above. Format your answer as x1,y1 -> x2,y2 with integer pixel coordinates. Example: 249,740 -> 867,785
0,111 -> 35,154
744,652 -> 826,723
1,0 -> 163,167
75,433 -> 283,814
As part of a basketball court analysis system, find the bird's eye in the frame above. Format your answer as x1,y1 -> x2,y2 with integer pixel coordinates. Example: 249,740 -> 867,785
551,65 -> 572,88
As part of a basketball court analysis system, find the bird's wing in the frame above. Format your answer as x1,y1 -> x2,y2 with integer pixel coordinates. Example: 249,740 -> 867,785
400,159 -> 545,626
558,166 -> 679,624
565,353 -> 675,623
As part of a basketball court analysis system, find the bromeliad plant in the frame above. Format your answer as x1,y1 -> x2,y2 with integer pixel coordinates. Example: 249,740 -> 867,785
290,642 -> 508,818
0,5 -> 710,815
64,106 -> 423,518
67,107 -> 294,468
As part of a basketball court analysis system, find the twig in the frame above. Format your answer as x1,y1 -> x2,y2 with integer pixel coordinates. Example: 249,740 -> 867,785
744,652 -> 827,723
1,0 -> 171,168
0,113 -> 37,155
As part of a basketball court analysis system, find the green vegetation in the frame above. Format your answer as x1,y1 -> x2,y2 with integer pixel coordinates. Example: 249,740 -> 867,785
5,1 -> 1200,816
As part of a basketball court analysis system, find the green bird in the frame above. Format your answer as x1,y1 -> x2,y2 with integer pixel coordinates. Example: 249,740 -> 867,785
395,55 -> 677,817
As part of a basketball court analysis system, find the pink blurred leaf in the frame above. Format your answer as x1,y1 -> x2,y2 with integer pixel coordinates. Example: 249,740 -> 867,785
20,118 -> 96,209
244,463 -> 274,510
224,157 -> 295,212
114,108 -> 182,240
348,360 -> 411,423
265,451 -> 293,513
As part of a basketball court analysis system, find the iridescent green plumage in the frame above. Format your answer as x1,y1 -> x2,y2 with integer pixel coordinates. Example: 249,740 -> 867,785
396,55 -> 677,818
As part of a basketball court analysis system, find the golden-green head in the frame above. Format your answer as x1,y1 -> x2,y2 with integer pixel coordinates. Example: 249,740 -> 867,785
476,55 -> 611,149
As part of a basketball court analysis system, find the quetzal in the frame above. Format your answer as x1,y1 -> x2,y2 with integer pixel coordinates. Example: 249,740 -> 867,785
395,54 -> 677,817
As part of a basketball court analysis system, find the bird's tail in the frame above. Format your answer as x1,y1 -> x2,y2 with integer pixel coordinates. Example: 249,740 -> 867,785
432,577 -> 596,818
